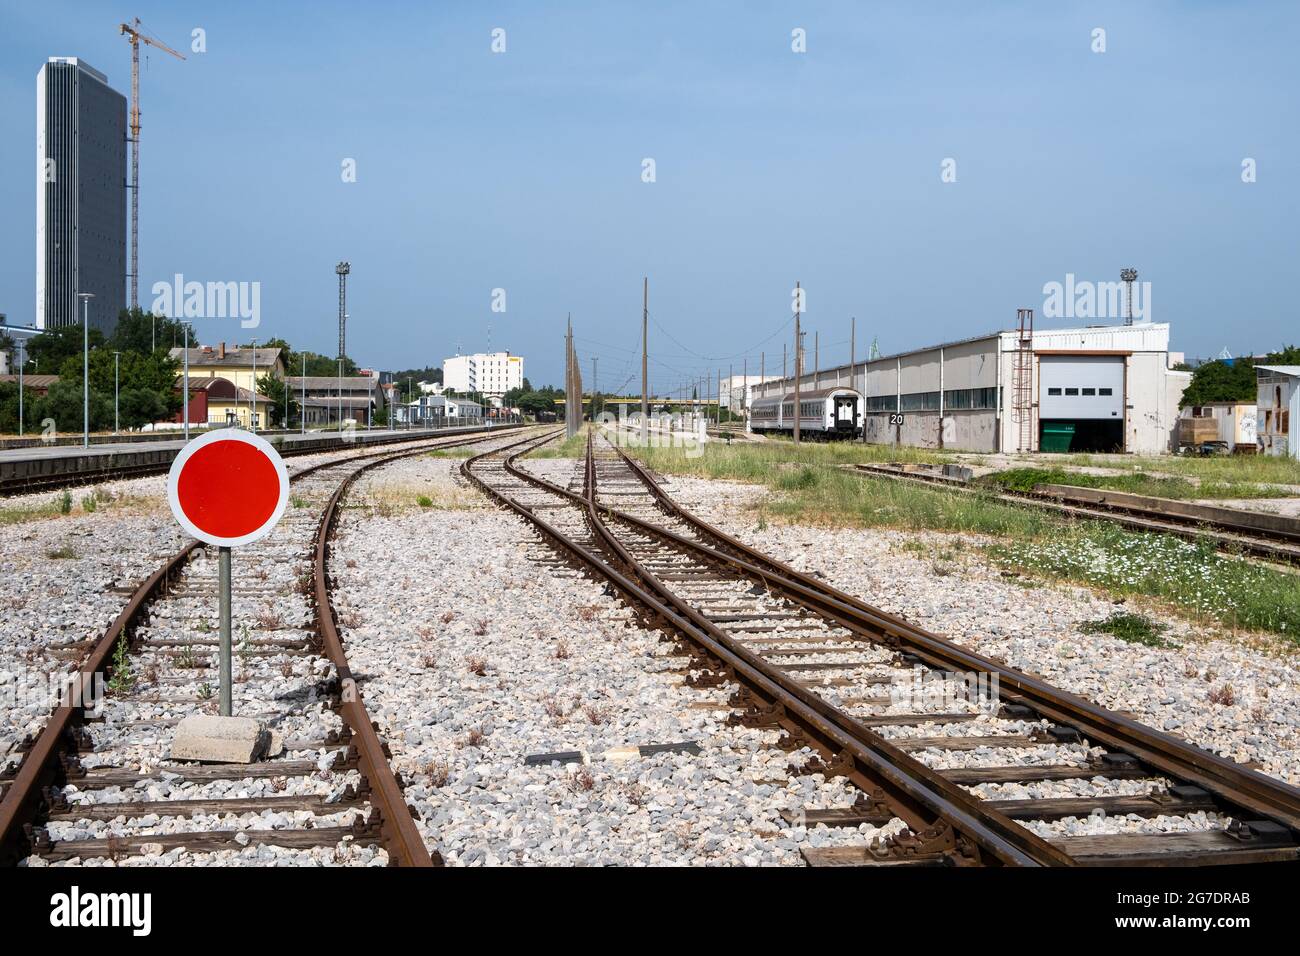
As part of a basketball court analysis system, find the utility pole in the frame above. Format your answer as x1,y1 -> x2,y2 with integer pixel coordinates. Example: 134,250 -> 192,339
112,351 -> 121,434
336,262 -> 349,430
300,354 -> 306,434
728,363 -> 733,424
182,325 -> 190,441
592,356 -> 598,420
742,356 -> 748,430
78,292 -> 93,448
250,338 -> 258,431
793,281 -> 802,445
641,277 -> 649,446
16,340 -> 25,437
813,331 -> 819,388
783,342 -> 787,381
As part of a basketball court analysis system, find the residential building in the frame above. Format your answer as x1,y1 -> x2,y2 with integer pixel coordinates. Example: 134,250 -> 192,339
443,351 -> 524,398
168,343 -> 285,393
753,321 -> 1189,454
1256,365 -> 1299,458
720,374 -> 783,417
173,377 -> 273,429
36,58 -> 127,333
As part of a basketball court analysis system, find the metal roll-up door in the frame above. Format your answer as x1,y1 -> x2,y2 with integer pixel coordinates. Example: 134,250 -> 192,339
1039,356 -> 1124,420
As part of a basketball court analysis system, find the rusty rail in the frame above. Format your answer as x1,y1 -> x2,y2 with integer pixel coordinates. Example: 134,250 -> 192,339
0,428 -> 521,866
605,442 -> 1300,835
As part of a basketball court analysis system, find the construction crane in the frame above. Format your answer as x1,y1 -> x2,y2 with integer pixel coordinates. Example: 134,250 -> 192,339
119,18 -> 185,311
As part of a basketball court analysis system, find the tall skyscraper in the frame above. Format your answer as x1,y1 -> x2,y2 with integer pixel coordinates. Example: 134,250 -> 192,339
36,57 -> 127,333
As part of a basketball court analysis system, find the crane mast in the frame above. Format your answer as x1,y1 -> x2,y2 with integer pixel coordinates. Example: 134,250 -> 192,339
119,18 -> 185,311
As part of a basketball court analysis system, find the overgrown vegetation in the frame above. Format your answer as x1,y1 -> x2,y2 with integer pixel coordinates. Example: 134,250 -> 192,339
980,466 -> 1292,500
1078,611 -> 1173,648
1057,453 -> 1300,489
991,525 -> 1300,639
107,634 -> 134,694
627,436 -> 1300,638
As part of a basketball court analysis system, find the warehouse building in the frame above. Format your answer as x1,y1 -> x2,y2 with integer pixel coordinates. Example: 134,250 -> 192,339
1256,365 -> 1299,458
752,322 -> 1188,454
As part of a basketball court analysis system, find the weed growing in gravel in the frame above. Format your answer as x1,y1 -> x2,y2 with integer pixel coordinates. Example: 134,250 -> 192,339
80,494 -> 97,513
554,639 -> 570,660
1078,612 -> 1173,648
419,653 -> 438,669
58,490 -> 72,515
541,693 -> 567,723
583,702 -> 610,725
990,524 -> 1300,639
472,619 -> 489,636
256,607 -> 283,629
107,634 -> 133,694
459,726 -> 487,749
465,655 -> 488,676
568,767 -> 596,793
197,682 -> 213,700
440,611 -> 456,624
424,759 -> 451,787
416,495 -> 433,508
1208,683 -> 1237,706
45,544 -> 77,559
174,645 -> 201,669
979,467 -> 1291,501
291,495 -> 307,508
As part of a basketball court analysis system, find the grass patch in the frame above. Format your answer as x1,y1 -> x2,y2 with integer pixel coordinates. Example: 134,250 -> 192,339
1078,611 -> 1173,648
0,502 -> 61,525
1059,453 -> 1300,489
989,523 -> 1300,639
416,495 -> 433,508
632,441 -> 1053,535
526,428 -> 589,459
981,466 -> 1292,500
45,544 -> 78,559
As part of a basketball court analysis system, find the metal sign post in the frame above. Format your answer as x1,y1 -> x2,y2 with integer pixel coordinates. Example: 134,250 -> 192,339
167,430 -> 289,718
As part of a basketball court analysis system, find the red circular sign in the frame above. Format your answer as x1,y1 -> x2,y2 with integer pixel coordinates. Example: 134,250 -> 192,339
167,430 -> 289,547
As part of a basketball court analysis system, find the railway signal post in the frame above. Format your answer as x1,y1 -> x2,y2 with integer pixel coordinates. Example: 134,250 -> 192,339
167,430 -> 290,717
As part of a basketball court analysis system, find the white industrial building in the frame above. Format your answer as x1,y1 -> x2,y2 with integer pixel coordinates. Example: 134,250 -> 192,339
442,351 -> 524,398
752,322 -> 1189,454
1256,365 -> 1299,458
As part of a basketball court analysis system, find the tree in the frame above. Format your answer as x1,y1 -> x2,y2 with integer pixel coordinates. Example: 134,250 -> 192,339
1178,344 -> 1300,408
25,325 -> 106,373
32,379 -> 113,434
0,381 -> 39,433
257,372 -> 298,429
56,348 -> 180,429
109,307 -> 194,356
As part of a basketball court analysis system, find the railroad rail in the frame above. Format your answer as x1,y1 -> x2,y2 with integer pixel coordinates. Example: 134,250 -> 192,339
0,426 -> 529,866
852,463 -> 1300,565
464,429 -> 1300,866
0,425 -> 509,497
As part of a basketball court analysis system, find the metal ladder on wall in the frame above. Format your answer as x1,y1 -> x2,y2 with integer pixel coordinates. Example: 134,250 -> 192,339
1012,308 -> 1034,452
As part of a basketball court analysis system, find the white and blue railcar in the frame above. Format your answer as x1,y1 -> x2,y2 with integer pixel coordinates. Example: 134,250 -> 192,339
750,387 -> 863,439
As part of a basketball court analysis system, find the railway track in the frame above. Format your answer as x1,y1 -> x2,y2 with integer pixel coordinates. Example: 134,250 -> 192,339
0,426 -> 504,497
851,463 -> 1300,565
465,429 -> 1300,867
0,426 -> 531,867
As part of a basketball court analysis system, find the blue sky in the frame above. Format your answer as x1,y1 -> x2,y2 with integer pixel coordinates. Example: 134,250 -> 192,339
1,1 -> 1295,391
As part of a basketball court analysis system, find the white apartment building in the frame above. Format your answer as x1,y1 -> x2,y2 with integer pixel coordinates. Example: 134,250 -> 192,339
442,351 -> 524,398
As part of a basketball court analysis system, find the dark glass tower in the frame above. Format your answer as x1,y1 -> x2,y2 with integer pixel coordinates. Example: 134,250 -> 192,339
36,58 -> 126,333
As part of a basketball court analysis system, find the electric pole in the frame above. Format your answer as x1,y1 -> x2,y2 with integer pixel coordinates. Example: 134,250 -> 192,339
641,277 -> 649,446
793,281 -> 802,444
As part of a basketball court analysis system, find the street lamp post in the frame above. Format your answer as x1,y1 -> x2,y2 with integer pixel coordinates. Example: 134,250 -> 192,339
77,293 -> 94,448
250,338 -> 258,431
16,340 -> 25,438
112,351 -> 121,434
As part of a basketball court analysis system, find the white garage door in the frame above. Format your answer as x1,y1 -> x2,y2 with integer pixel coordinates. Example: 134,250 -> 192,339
1039,355 -> 1124,420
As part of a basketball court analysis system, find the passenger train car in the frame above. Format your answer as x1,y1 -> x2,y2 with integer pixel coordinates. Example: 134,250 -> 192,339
749,387 -> 863,439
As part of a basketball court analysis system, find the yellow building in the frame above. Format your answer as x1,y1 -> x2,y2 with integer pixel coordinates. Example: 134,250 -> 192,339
169,343 -> 285,393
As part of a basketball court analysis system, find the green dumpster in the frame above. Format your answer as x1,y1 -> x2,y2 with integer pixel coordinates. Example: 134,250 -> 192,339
1040,422 -> 1075,453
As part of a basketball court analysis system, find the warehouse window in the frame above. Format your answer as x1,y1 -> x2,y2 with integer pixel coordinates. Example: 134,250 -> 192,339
1099,387 -> 1113,396
1082,387 -> 1096,396
1047,387 -> 1062,396
1065,388 -> 1079,396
